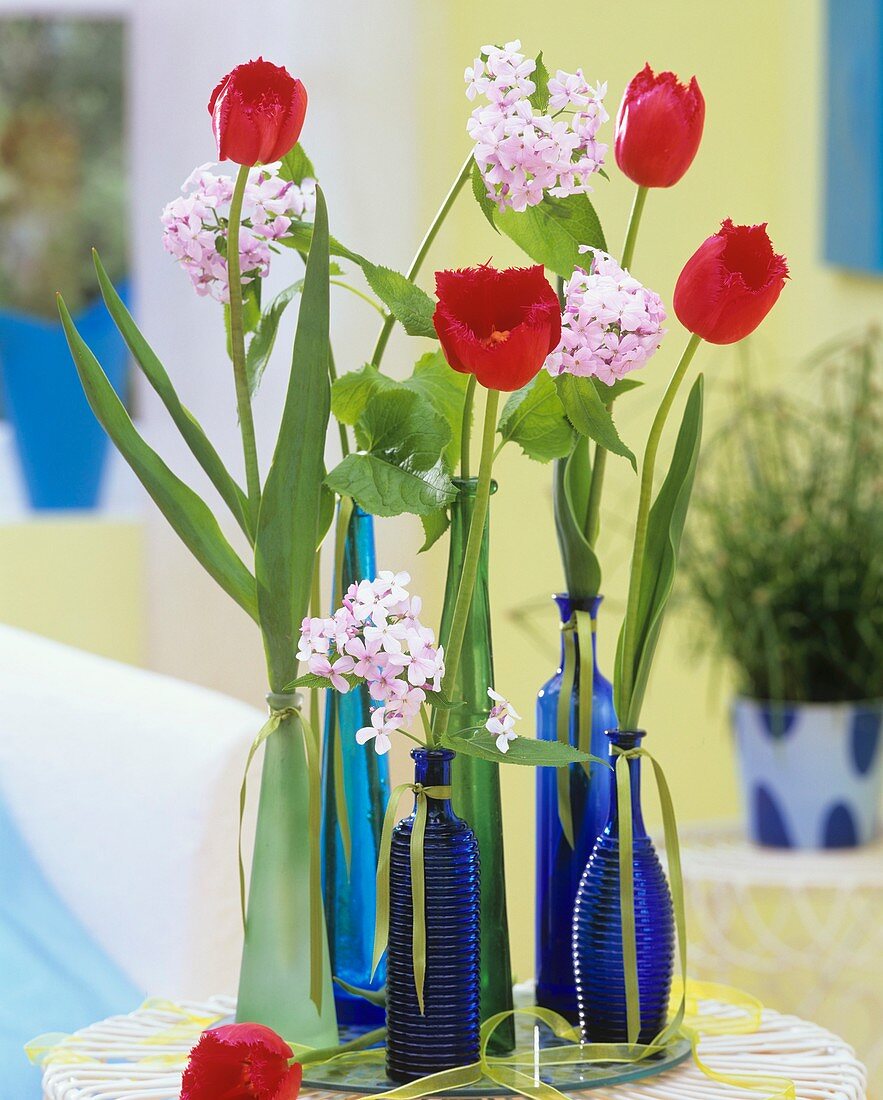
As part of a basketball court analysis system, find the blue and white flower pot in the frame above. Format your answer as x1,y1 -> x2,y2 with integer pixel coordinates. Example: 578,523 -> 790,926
0,285 -> 129,510
733,697 -> 883,848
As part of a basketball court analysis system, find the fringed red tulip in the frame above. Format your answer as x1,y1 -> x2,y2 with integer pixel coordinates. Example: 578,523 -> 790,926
615,64 -> 705,188
432,264 -> 561,391
674,219 -> 788,344
209,58 -> 307,166
181,1023 -> 302,1100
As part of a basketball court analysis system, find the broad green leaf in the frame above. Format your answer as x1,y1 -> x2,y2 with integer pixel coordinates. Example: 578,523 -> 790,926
255,185 -> 332,691
360,262 -> 437,340
498,371 -> 575,462
471,160 -> 498,233
286,671 -> 361,692
279,143 -> 316,184
331,364 -> 396,426
317,482 -> 336,550
556,374 -> 636,470
495,193 -> 606,279
617,376 -> 705,726
353,388 -> 451,472
92,252 -> 251,541
247,280 -> 304,396
443,727 -> 591,767
405,350 -> 470,468
58,295 -> 258,621
327,454 -> 455,517
553,444 -> 601,599
419,507 -> 450,552
594,377 -> 644,402
529,51 -> 550,112
243,279 -> 262,335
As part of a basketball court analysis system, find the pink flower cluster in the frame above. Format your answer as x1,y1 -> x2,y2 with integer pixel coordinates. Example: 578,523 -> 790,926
160,162 -> 316,303
545,249 -> 666,384
297,572 -> 445,755
465,41 -> 608,213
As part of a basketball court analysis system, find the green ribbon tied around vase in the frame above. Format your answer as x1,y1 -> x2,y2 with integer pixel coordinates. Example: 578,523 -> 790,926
371,781 -> 453,1016
555,609 -> 596,848
238,691 -> 325,1012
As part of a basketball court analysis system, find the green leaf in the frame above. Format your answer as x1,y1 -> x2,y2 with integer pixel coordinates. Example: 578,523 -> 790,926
405,350 -> 470,469
278,223 -> 369,268
529,51 -> 550,112
471,160 -> 498,233
555,374 -> 636,471
423,689 -> 463,711
498,371 -> 575,462
279,143 -> 316,184
353,388 -> 451,471
92,251 -> 251,541
327,455 -> 455,518
331,364 -> 396,426
553,443 -> 601,599
419,508 -> 450,552
242,278 -> 262,335
495,193 -> 607,279
255,185 -> 332,691
593,377 -> 644,402
360,262 -> 437,340
58,295 -> 258,622
617,376 -> 705,726
317,482 -> 336,550
286,671 -> 360,692
443,727 -> 592,767
246,280 -> 304,396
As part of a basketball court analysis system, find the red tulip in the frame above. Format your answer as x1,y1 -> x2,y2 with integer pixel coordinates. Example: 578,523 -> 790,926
615,64 -> 705,188
209,58 -> 307,166
674,219 -> 788,344
433,264 -> 561,391
181,1022 -> 302,1100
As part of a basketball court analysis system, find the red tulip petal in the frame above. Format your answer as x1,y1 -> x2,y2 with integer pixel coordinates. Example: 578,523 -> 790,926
207,59 -> 307,166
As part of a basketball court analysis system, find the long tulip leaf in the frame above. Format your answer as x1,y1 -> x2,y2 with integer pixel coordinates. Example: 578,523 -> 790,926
58,295 -> 259,622
255,186 -> 332,691
92,251 -> 252,542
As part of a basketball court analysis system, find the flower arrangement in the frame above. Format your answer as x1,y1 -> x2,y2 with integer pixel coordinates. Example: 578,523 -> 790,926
54,37 -> 790,1100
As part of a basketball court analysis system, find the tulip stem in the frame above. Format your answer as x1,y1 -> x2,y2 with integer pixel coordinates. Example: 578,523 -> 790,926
460,375 -> 477,478
621,185 -> 648,272
371,152 -> 474,369
619,332 -> 702,724
227,163 -> 262,527
433,386 -> 500,744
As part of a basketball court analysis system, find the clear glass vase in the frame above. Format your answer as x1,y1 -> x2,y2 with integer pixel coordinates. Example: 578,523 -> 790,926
439,477 -> 514,1052
572,729 -> 675,1043
321,505 -> 390,1026
385,749 -> 481,1082
535,594 -> 616,1020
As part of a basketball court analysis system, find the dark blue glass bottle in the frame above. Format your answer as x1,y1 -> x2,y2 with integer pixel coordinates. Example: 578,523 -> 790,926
385,749 -> 481,1083
321,506 -> 390,1027
535,594 -> 616,1021
572,729 -> 675,1044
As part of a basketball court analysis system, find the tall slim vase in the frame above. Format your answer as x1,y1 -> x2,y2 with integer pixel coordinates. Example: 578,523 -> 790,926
321,506 -> 389,1026
439,477 -> 514,1052
535,595 -> 616,1020
385,749 -> 481,1082
572,729 -> 675,1043
237,705 -> 339,1047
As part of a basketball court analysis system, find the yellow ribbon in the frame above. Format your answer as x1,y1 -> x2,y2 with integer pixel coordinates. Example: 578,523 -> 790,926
238,691 -> 325,1012
554,611 -> 597,847
372,781 -> 453,1017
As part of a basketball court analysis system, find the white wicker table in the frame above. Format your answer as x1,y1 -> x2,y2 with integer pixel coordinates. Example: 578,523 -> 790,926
672,824 -> 883,1096
38,994 -> 866,1100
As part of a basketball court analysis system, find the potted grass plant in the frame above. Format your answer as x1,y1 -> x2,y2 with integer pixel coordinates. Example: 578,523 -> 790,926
682,332 -> 883,848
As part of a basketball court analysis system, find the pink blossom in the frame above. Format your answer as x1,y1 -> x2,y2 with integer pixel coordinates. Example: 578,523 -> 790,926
355,707 -> 401,755
486,688 -> 521,753
308,653 -> 354,693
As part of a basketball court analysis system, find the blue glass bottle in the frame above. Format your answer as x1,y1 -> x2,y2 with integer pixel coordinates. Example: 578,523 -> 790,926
572,729 -> 675,1044
385,749 -> 481,1083
321,506 -> 390,1027
535,595 -> 616,1020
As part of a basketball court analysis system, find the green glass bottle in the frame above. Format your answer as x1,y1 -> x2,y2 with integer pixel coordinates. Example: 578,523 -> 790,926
439,477 -> 515,1053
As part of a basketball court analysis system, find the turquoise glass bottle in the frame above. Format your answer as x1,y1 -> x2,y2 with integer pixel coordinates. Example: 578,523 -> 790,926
320,505 -> 390,1026
438,477 -> 514,1052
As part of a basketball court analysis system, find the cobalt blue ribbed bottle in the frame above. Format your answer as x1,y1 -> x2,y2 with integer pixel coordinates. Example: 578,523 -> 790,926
321,505 -> 390,1027
573,729 -> 674,1044
385,749 -> 481,1083
535,595 -> 616,1021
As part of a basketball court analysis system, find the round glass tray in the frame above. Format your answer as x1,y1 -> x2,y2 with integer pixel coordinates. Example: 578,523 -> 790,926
301,1020 -> 692,1096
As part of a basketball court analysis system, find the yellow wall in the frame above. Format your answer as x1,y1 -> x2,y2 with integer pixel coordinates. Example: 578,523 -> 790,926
398,0 -> 883,978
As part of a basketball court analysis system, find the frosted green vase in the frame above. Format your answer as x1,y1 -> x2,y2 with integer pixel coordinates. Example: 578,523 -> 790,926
237,706 -> 338,1046
439,477 -> 515,1053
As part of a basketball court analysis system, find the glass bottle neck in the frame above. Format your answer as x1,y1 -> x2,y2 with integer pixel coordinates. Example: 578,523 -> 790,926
604,730 -> 647,838
411,749 -> 455,817
554,593 -> 602,671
